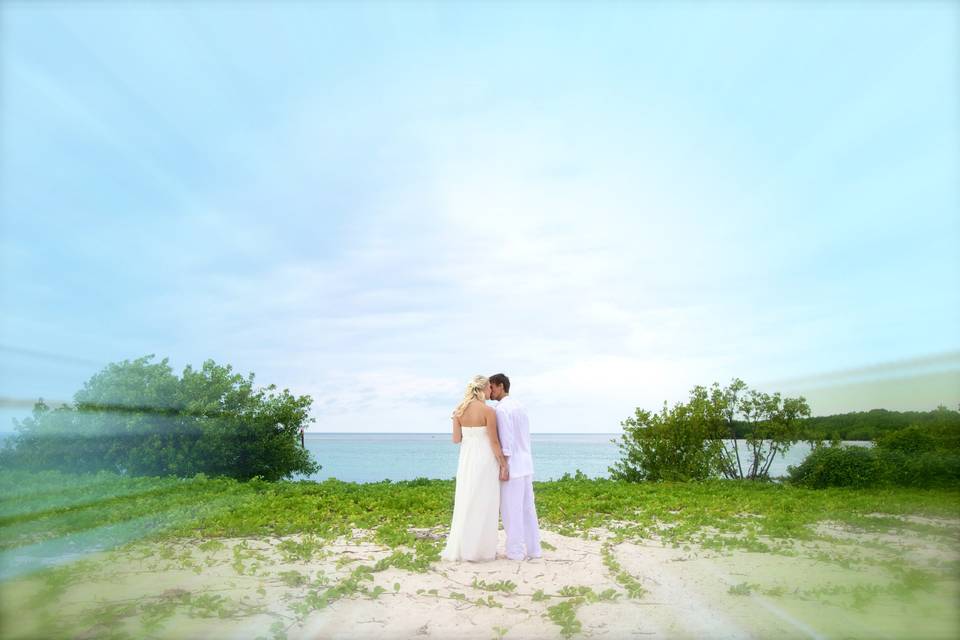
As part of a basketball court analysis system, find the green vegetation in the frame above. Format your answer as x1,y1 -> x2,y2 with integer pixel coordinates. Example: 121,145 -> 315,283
787,445 -> 882,488
789,421 -> 960,489
1,355 -> 956,639
1,469 -> 958,639
611,379 -> 959,488
0,355 -> 318,481
472,577 -> 517,592
545,600 -> 582,638
611,379 -> 810,481
795,405 -> 960,442
2,470 -> 957,557
601,543 -> 645,598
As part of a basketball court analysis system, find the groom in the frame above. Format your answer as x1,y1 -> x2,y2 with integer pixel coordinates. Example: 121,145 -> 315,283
489,373 -> 542,561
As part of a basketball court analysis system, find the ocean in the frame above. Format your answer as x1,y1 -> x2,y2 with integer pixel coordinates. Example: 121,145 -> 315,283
297,433 -> 849,483
0,431 -> 863,483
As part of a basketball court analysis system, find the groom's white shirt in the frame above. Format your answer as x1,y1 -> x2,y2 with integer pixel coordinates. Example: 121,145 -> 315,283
495,396 -> 534,478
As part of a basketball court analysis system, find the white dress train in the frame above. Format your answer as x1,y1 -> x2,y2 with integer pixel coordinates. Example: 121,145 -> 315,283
441,426 -> 500,561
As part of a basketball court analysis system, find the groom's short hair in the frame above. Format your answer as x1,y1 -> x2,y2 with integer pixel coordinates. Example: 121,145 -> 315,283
489,373 -> 510,392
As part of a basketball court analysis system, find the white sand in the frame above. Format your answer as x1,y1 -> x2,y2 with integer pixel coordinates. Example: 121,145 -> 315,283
2,522 -> 958,639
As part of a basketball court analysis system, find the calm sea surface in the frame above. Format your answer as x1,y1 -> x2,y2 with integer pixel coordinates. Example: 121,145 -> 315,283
297,434 -> 864,483
0,432 -> 867,483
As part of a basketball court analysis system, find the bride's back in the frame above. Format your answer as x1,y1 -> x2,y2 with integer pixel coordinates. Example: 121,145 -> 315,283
458,400 -> 488,426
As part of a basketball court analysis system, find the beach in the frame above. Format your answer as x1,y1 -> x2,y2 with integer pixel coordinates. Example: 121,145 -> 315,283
2,475 -> 958,639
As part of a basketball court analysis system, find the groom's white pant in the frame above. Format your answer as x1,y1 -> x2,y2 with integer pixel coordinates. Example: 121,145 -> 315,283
500,474 -> 542,560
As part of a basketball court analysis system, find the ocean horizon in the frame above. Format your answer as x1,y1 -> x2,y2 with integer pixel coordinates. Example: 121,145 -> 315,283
0,432 -> 862,483
295,433 -> 844,483
297,432 -> 621,483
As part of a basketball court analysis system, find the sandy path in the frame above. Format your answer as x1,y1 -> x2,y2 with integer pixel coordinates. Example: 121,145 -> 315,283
2,521 -> 957,639
294,523 -> 959,640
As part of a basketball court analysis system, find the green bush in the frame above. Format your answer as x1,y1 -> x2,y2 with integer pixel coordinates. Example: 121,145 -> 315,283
610,402 -> 722,482
789,421 -> 960,489
787,445 -> 881,488
1,355 -> 319,481
875,450 -> 960,488
874,420 -> 960,487
875,425 -> 939,455
611,379 -> 810,482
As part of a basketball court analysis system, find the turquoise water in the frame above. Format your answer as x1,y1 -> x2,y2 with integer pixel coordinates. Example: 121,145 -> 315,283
298,434 -> 849,483
0,431 -> 862,483
299,433 -> 622,483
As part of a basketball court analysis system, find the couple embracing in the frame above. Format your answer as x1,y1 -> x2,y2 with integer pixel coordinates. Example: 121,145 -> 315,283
440,373 -> 542,562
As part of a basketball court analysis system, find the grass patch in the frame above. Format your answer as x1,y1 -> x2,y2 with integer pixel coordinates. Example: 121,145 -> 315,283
1,471 -> 957,639
4,472 -> 957,556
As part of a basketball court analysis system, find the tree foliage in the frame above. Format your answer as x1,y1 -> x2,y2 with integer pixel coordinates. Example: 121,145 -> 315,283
793,406 -> 960,441
0,355 -> 319,481
710,380 -> 812,480
785,445 -> 882,489
789,411 -> 960,489
610,379 -> 811,482
608,399 -> 723,482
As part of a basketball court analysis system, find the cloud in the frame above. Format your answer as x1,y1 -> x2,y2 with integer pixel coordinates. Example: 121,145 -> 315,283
113,97 -> 869,428
3,3 -> 957,432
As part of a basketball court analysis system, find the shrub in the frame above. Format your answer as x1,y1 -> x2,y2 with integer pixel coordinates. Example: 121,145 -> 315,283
1,355 -> 319,481
787,445 -> 881,488
789,428 -> 960,489
611,379 -> 810,482
877,450 -> 960,487
873,419 -> 960,487
609,402 -> 722,482
875,425 -> 939,455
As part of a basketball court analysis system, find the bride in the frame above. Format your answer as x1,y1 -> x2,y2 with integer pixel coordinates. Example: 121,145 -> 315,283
440,375 -> 508,562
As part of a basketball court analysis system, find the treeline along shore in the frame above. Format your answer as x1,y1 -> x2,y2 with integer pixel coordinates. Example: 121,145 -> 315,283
755,407 -> 960,442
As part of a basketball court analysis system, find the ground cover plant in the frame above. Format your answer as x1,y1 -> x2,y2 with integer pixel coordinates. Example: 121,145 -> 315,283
1,470 -> 958,638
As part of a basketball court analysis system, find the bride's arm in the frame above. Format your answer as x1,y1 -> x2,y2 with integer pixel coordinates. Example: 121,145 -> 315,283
452,414 -> 462,443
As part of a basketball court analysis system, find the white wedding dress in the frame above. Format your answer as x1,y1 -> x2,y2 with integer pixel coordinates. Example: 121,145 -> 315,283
440,426 -> 500,561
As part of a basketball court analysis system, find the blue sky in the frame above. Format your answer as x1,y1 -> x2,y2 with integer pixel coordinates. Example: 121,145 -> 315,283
1,1 -> 958,433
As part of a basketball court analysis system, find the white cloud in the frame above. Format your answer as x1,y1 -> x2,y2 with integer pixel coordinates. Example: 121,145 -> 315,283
9,23 -> 950,433
122,100 -> 852,432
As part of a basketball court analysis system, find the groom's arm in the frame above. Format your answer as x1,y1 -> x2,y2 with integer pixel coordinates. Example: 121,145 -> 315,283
495,405 -> 514,458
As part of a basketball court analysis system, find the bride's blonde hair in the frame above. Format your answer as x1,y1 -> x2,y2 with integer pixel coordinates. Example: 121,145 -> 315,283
452,375 -> 489,418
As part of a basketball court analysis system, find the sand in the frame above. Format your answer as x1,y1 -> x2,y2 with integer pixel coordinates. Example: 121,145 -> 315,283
1,520 -> 958,639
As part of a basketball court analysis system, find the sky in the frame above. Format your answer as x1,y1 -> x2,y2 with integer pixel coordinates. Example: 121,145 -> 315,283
1,1 -> 958,434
